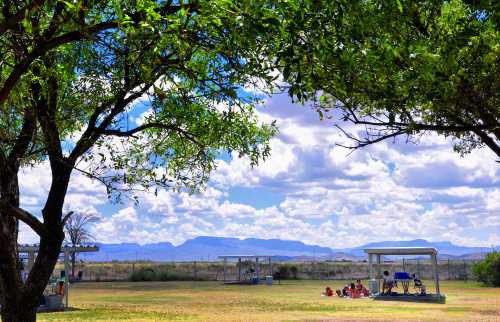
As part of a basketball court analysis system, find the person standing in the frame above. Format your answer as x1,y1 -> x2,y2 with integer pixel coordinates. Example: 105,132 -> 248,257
382,271 -> 395,295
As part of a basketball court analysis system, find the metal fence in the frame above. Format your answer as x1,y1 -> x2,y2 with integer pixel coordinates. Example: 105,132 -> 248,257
53,259 -> 478,282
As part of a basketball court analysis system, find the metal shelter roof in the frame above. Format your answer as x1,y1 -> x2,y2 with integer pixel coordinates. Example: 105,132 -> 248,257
19,244 -> 99,253
364,247 -> 437,256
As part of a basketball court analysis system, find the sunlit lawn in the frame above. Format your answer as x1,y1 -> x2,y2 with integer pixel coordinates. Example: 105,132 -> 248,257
38,280 -> 500,321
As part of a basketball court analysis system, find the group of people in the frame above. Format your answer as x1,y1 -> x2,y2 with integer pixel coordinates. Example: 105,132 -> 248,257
322,279 -> 369,298
322,271 -> 426,299
382,270 -> 426,295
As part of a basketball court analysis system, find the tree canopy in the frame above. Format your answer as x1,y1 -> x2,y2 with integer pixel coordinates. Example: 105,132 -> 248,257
1,0 -> 278,197
0,1 -> 279,320
274,0 -> 500,157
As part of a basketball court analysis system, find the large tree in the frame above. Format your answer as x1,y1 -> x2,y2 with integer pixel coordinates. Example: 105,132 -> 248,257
274,0 -> 499,158
0,1 -> 279,320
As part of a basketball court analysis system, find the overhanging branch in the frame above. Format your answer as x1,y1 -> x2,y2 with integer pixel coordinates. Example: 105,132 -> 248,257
338,110 -> 500,158
101,122 -> 203,148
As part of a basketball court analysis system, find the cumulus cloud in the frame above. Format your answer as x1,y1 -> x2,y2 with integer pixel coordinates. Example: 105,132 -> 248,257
17,93 -> 500,248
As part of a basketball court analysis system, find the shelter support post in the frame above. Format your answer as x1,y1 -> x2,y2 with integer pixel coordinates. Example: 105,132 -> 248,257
376,255 -> 381,278
431,254 -> 440,295
256,257 -> 260,280
376,254 -> 381,294
368,254 -> 373,279
223,258 -> 227,283
27,251 -> 35,272
238,258 -> 241,281
64,250 -> 70,309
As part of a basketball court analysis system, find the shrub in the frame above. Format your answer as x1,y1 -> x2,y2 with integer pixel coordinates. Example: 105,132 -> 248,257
274,266 -> 289,279
472,252 -> 500,286
290,266 -> 298,279
274,265 -> 299,280
130,268 -> 156,282
129,268 -> 205,282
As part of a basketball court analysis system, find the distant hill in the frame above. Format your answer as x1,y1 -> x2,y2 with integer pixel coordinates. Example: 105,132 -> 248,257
173,236 -> 333,258
346,239 -> 497,257
79,237 -> 498,262
85,242 -> 175,261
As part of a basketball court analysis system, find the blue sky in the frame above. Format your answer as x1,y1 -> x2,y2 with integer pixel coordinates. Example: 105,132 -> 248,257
18,92 -> 500,248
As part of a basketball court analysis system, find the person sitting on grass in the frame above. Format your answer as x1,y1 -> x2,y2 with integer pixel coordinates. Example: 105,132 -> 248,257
355,279 -> 369,297
322,286 -> 334,297
336,284 -> 350,297
382,270 -> 395,295
348,282 -> 361,298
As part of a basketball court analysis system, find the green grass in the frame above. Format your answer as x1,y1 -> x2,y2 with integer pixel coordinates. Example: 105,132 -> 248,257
38,280 -> 500,321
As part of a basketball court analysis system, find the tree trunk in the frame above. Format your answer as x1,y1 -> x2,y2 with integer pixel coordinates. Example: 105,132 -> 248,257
1,302 -> 37,322
0,165 -> 68,321
0,167 -> 31,321
0,240 -> 33,322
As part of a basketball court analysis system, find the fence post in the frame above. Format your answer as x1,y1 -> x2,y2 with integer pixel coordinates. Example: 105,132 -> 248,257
464,260 -> 467,282
447,258 -> 450,280
193,261 -> 197,280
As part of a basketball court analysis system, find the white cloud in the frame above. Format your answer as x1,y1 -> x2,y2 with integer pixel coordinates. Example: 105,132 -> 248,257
17,93 -> 500,249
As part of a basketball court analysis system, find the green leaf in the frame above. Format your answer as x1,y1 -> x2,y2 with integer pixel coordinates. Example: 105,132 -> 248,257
395,0 -> 403,13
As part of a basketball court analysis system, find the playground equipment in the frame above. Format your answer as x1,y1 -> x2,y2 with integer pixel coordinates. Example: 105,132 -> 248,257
18,244 -> 99,311
219,255 -> 274,284
364,247 -> 446,303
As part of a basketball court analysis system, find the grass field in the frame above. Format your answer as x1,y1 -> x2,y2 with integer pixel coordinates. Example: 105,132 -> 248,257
38,280 -> 500,321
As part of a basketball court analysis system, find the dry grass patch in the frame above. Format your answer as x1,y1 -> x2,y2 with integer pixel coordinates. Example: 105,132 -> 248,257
38,280 -> 500,321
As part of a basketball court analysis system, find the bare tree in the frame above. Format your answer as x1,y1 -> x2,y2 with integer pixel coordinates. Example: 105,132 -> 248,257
64,212 -> 100,279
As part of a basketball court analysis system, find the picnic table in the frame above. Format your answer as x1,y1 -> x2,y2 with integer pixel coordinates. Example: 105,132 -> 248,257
394,272 -> 412,294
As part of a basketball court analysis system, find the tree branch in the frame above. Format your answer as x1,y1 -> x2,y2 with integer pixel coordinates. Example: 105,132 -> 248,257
69,83 -> 153,162
348,118 -> 494,133
334,124 -> 407,151
473,130 -> 500,158
35,74 -> 63,160
0,0 -> 46,35
0,200 -> 45,236
62,211 -> 74,225
0,20 -> 118,104
101,122 -> 203,147
44,1 -> 67,38
7,108 -> 37,169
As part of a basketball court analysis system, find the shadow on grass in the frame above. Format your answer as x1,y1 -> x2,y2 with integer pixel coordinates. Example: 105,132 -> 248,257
37,307 -> 196,321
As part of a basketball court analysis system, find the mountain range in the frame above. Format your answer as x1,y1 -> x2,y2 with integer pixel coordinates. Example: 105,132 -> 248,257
78,236 -> 498,262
